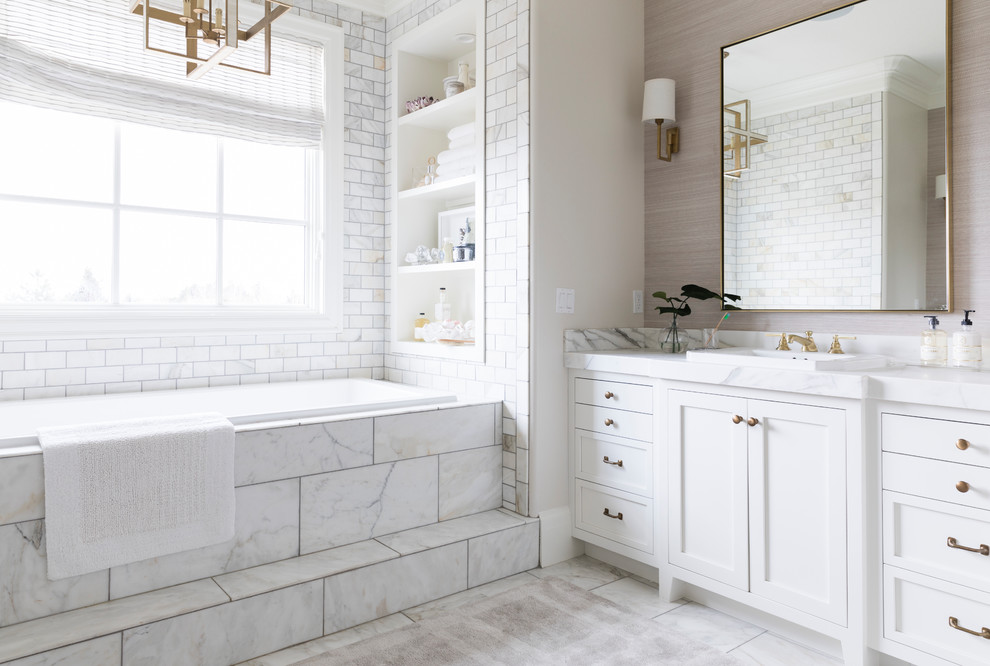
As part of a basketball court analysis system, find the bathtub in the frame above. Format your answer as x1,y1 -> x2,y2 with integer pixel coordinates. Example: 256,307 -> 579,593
0,378 -> 457,452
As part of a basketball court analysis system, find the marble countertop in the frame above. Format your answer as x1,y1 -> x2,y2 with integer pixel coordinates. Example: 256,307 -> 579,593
565,348 -> 990,408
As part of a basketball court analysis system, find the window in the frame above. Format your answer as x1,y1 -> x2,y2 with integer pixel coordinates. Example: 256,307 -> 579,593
0,0 -> 342,334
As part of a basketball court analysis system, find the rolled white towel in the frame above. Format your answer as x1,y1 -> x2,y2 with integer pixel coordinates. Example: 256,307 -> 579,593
435,164 -> 475,179
447,122 -> 475,141
448,135 -> 475,151
437,147 -> 476,164
436,157 -> 475,174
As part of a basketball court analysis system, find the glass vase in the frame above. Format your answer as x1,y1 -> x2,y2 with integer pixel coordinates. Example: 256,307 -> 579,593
661,318 -> 685,353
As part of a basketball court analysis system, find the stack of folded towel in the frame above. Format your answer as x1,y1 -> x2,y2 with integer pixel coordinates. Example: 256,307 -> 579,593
435,122 -> 476,181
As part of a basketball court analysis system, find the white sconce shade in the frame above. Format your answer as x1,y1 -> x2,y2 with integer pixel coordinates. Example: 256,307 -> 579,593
935,173 -> 947,199
642,78 -> 676,122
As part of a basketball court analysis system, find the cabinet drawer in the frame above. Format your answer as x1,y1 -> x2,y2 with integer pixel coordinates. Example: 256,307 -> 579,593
883,413 -> 990,468
574,378 -> 653,413
885,565 -> 990,665
884,491 -> 990,591
574,429 -> 652,497
883,452 -> 990,512
574,480 -> 653,553
574,404 -> 653,441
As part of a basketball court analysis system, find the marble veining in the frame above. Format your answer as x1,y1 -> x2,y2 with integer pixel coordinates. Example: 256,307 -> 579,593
0,579 -> 229,664
109,478 -> 300,599
214,539 -> 399,601
0,453 -> 44,526
374,404 -> 495,462
467,521 -> 540,588
3,634 -> 122,666
234,419 -> 373,486
438,446 -> 502,520
375,509 -> 524,556
0,520 -> 109,626
323,542 -> 468,634
122,581 -> 323,666
300,456 -> 438,554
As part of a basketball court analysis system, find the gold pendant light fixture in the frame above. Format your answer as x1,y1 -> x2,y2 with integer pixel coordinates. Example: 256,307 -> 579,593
130,0 -> 292,80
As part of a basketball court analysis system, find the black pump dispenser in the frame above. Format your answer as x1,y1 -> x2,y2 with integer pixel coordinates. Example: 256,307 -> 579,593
926,315 -> 940,330
962,309 -> 976,326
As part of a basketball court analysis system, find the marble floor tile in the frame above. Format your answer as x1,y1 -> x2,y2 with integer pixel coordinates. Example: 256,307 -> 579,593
375,509 -> 523,556
652,601 -> 767,653
0,579 -> 229,664
239,614 -> 414,666
467,520 -> 540,587
122,581 -> 322,666
527,554 -> 628,590
3,634 -> 121,666
729,632 -> 843,665
590,577 -> 686,620
214,539 -> 399,601
402,572 -> 539,622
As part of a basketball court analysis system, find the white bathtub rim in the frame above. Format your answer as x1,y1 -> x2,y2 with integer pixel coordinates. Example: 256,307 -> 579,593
0,379 -> 468,454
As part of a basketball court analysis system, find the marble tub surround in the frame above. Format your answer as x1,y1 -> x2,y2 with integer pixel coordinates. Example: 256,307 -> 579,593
0,398 -> 505,657
0,508 -> 537,665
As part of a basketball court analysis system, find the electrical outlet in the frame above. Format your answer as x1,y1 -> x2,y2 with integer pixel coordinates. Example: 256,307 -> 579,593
556,288 -> 575,314
633,290 -> 643,314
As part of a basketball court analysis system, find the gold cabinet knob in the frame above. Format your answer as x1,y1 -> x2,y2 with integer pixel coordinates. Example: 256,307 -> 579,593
958,438 -> 971,451
604,418 -> 614,427
957,481 -> 971,493
732,414 -> 743,424
604,391 -> 614,399
747,417 -> 759,427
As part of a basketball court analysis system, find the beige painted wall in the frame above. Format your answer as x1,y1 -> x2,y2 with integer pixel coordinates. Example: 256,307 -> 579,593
645,0 -> 990,334
530,0 -> 645,516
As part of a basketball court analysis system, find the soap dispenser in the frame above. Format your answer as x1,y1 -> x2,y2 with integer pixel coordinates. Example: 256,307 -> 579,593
951,309 -> 982,369
921,315 -> 947,367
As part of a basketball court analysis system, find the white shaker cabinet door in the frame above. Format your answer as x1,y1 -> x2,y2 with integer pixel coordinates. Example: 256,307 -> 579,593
748,399 -> 847,626
668,390 -> 750,590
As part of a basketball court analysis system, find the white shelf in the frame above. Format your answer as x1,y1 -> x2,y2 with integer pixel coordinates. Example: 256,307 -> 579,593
392,340 -> 480,360
399,88 -> 477,131
398,262 -> 477,274
398,175 -> 475,202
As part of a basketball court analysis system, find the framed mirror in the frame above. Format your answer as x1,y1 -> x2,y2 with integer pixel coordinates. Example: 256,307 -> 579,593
721,0 -> 950,311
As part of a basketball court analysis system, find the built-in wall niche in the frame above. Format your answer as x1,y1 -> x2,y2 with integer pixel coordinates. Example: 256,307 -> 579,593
721,0 -> 950,312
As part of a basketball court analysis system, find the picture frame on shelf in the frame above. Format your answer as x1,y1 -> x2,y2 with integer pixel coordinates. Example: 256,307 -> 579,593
438,205 -> 475,254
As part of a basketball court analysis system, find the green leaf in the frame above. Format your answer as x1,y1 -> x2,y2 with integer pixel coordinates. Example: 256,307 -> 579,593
681,284 -> 721,301
652,291 -> 669,300
654,305 -> 680,315
723,292 -> 742,303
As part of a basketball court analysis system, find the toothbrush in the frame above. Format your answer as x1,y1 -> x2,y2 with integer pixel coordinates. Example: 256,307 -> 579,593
705,313 -> 730,349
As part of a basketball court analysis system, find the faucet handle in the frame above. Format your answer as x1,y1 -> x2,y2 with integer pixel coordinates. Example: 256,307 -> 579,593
766,332 -> 790,351
828,335 -> 856,355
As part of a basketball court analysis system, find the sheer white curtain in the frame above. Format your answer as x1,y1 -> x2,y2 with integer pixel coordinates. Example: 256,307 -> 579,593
0,0 -> 325,146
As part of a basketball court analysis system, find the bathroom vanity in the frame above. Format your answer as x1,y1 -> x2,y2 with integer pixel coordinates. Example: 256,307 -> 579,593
566,346 -> 990,666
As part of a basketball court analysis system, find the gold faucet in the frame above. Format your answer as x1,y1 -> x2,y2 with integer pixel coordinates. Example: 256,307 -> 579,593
766,332 -> 790,351
787,331 -> 818,352
827,335 -> 857,354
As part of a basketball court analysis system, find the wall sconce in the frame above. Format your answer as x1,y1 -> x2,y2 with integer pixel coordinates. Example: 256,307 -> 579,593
642,78 -> 679,161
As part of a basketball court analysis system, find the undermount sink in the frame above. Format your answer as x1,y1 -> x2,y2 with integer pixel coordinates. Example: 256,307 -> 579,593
685,347 -> 890,371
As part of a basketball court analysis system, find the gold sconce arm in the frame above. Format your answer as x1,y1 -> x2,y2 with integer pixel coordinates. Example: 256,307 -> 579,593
655,119 -> 680,162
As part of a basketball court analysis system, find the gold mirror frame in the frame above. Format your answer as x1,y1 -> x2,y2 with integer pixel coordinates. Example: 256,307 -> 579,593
720,0 -> 952,313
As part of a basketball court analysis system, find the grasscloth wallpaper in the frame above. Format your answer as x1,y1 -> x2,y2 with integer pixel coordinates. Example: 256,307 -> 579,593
645,0 -> 989,335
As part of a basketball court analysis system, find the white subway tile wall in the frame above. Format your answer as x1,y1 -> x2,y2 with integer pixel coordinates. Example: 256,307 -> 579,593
383,0 -> 530,515
0,0 -> 530,515
724,94 -> 883,310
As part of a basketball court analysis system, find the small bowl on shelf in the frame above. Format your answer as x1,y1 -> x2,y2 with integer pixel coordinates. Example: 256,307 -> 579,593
443,76 -> 465,98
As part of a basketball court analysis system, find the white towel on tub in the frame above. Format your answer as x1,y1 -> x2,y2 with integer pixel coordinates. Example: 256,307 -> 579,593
38,412 -> 235,581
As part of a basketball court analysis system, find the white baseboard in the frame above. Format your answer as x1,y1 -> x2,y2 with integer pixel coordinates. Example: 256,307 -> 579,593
584,543 -> 659,583
537,506 -> 584,567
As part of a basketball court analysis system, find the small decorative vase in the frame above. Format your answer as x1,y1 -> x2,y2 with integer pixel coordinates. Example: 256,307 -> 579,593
661,318 -> 684,353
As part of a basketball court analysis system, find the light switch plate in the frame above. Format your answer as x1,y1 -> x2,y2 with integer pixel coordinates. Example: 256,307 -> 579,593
633,290 -> 643,314
556,288 -> 575,314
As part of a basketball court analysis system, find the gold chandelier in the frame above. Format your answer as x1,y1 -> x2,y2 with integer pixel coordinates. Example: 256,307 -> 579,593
130,0 -> 291,80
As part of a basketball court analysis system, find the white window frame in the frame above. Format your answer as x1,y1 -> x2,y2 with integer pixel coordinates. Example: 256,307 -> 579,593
0,11 -> 344,338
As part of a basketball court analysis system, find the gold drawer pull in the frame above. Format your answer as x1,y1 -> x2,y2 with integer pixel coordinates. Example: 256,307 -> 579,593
949,617 -> 990,639
947,537 -> 990,556
732,414 -> 743,424
604,391 -> 614,399
604,418 -> 615,427
747,417 -> 759,427
603,508 -> 623,520
602,456 -> 624,467
957,481 -> 971,493
958,438 -> 971,451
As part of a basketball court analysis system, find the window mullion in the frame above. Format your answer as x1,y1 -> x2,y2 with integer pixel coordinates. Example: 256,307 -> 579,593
216,138 -> 224,307
112,123 -> 121,305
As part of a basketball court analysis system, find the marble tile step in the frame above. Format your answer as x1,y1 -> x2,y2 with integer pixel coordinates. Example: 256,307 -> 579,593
0,579 -> 229,664
374,508 -> 531,556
